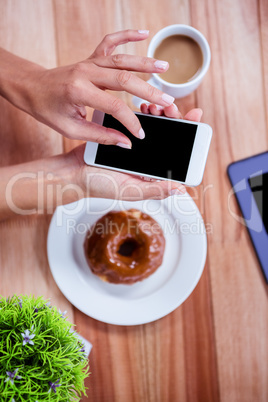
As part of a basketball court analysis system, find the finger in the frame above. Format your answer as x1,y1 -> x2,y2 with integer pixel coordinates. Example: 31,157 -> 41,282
91,67 -> 175,107
140,103 -> 150,114
162,103 -> 183,119
79,85 -> 145,140
118,179 -> 186,200
142,103 -> 183,118
184,108 -> 203,122
59,118 -> 132,147
148,104 -> 164,116
91,29 -> 150,57
94,54 -> 169,74
87,167 -> 186,201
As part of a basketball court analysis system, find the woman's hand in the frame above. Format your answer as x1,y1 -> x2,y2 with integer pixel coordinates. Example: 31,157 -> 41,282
0,30 -> 176,148
0,105 -> 203,220
69,105 -> 203,200
140,102 -> 203,121
67,143 -> 186,201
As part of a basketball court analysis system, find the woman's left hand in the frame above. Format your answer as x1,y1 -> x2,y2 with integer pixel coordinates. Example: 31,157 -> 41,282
70,104 -> 203,201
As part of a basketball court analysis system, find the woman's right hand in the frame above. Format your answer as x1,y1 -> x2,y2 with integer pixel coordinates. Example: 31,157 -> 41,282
0,30 -> 175,148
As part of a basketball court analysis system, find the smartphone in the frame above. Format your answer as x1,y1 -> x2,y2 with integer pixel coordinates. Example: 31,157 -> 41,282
84,110 -> 212,186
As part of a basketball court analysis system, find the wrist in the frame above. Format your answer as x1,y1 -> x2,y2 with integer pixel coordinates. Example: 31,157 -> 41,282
0,151 -> 84,220
49,152 -> 85,207
0,48 -> 45,114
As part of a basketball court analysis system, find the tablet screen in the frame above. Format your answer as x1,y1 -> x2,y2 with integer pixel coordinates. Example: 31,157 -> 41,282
248,172 -> 268,234
228,151 -> 268,283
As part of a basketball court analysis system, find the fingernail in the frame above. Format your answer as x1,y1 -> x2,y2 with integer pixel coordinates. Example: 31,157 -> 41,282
138,30 -> 149,35
197,108 -> 203,117
169,187 -> 186,196
172,103 -> 183,118
155,105 -> 164,111
154,60 -> 169,70
139,128 -> 145,139
162,93 -> 175,105
116,142 -> 131,149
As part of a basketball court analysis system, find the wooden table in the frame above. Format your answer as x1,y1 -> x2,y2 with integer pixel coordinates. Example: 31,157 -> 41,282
1,1 -> 267,401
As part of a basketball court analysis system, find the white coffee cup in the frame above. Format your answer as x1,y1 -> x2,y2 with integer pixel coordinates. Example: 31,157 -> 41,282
133,24 -> 211,106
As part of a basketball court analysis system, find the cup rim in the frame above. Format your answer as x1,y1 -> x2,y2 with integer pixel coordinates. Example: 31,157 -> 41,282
148,24 -> 211,88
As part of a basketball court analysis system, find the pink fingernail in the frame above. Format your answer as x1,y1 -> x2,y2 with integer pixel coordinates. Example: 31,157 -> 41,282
139,128 -> 145,139
116,142 -> 131,149
138,30 -> 149,35
162,93 -> 175,105
154,60 -> 169,70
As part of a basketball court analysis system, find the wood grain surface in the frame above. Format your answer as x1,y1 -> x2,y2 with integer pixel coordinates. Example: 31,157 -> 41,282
0,1 -> 267,401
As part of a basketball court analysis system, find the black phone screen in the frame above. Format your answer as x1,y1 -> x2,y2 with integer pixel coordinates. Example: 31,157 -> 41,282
95,113 -> 197,182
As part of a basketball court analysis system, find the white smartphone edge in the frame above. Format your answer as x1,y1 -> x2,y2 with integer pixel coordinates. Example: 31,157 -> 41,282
84,110 -> 212,186
184,120 -> 212,186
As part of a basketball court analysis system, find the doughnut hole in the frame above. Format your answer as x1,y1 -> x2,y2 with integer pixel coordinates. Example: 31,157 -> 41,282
117,238 -> 140,257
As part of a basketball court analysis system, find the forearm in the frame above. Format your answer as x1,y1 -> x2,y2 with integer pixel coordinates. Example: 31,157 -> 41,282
0,153 -> 82,221
0,47 -> 45,113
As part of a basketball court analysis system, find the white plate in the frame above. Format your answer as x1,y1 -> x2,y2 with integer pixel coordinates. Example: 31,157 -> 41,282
47,195 -> 207,326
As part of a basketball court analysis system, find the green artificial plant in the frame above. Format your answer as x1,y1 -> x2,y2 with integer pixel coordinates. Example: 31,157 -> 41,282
0,295 -> 89,401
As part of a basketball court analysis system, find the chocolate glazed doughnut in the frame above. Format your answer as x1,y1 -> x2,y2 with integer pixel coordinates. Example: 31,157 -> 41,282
84,209 -> 166,284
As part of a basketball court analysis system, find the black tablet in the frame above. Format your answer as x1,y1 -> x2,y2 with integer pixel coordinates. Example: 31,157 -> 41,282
227,151 -> 268,283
